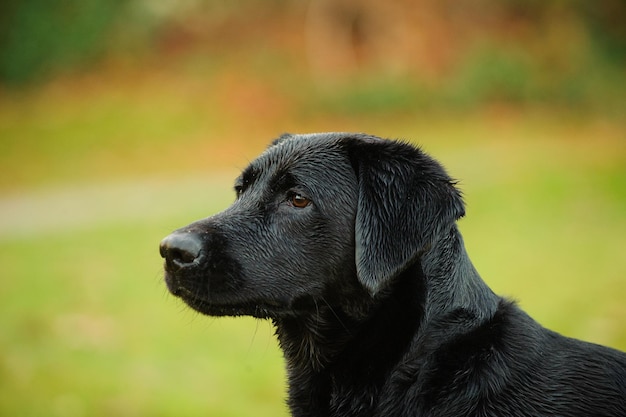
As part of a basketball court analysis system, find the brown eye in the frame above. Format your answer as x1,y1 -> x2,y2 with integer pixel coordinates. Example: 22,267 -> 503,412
290,193 -> 311,208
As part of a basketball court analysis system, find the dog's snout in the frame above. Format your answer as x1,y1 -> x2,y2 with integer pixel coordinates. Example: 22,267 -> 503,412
160,232 -> 204,269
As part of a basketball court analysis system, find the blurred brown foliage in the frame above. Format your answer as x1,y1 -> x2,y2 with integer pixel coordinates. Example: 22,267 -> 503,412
2,0 -> 625,85
0,0 -> 623,132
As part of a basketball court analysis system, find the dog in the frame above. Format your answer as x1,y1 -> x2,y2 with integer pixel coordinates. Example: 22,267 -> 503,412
160,133 -> 626,417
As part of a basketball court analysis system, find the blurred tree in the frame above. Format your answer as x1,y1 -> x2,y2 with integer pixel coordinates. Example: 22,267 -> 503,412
0,0 -> 623,98
0,0 -> 127,85
578,0 -> 626,64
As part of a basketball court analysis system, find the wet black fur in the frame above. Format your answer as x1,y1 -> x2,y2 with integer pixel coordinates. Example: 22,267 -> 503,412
161,133 -> 626,416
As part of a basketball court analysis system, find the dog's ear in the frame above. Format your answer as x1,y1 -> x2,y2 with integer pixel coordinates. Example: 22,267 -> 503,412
344,135 -> 465,295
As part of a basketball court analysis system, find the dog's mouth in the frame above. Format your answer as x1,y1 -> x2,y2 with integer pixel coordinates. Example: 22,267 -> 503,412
183,293 -> 281,318
166,277 -> 286,319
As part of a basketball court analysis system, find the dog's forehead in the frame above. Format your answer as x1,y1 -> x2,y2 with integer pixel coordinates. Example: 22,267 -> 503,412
251,133 -> 348,175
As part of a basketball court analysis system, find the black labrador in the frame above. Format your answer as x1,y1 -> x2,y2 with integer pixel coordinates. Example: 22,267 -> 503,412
160,133 -> 626,417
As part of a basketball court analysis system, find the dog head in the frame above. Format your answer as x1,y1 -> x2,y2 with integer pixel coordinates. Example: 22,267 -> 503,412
160,133 -> 464,317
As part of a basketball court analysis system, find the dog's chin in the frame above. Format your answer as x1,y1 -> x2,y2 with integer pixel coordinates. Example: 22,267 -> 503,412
169,285 -> 285,319
182,295 -> 278,318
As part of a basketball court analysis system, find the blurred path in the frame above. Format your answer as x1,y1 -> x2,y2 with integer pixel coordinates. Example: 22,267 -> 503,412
0,171 -> 237,239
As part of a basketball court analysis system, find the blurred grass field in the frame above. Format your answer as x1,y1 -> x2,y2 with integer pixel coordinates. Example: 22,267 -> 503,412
1,2 -> 626,416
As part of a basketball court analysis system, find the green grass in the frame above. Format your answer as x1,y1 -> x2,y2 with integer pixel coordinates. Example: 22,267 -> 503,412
1,76 -> 625,416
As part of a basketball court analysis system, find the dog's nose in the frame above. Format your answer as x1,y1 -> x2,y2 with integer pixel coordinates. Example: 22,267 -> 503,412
160,232 -> 204,269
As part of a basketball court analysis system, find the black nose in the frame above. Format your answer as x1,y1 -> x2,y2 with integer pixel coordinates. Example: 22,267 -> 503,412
160,232 -> 204,269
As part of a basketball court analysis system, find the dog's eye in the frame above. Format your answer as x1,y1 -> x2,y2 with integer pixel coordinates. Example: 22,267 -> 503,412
290,193 -> 311,208
234,185 -> 244,197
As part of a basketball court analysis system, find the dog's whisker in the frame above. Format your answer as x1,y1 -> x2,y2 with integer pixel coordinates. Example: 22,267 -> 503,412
321,296 -> 352,337
246,319 -> 261,356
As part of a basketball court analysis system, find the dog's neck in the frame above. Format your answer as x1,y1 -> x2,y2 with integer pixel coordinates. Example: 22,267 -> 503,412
274,265 -> 425,416
420,225 -> 500,324
274,225 -> 500,416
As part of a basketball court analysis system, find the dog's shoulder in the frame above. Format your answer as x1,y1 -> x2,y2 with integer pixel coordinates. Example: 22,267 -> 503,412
405,299 -> 626,416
